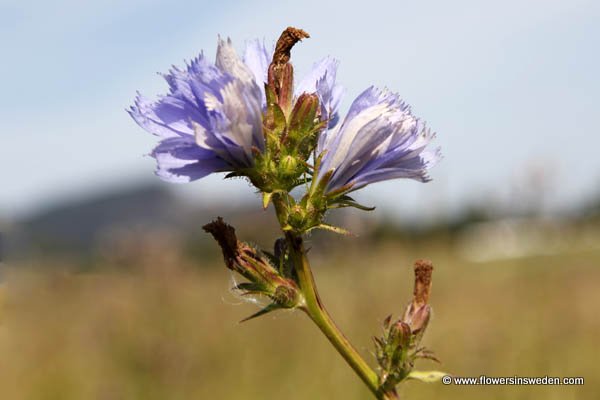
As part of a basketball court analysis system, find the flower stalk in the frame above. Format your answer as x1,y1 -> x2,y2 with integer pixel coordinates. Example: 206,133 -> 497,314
273,194 -> 390,398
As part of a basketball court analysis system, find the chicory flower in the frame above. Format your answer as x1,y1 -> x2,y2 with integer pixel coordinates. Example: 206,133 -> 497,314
316,86 -> 440,196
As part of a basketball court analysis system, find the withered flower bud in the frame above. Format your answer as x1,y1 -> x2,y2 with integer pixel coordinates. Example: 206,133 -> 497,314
403,260 -> 433,334
268,27 -> 309,113
203,217 -> 302,317
374,260 -> 437,391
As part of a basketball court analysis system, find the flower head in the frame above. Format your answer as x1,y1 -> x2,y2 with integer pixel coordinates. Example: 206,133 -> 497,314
316,86 -> 441,196
129,38 -> 263,182
129,35 -> 342,184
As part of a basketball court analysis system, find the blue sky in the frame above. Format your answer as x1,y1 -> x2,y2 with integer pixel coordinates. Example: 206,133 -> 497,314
1,0 -> 599,220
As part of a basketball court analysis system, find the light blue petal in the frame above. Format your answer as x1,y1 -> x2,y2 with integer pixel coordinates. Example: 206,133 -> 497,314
243,39 -> 272,87
152,136 -> 228,183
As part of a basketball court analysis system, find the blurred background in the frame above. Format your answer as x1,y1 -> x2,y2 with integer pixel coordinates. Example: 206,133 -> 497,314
1,0 -> 599,399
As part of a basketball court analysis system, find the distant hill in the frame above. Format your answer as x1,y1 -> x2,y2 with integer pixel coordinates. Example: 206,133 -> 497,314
5,183 -> 282,262
10,184 -> 176,257
7,180 -> 599,265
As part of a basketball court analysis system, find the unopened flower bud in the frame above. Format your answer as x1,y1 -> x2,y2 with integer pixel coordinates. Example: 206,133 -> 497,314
288,92 -> 321,156
280,155 -> 298,175
287,204 -> 310,231
272,284 -> 301,308
389,320 -> 412,350
290,93 -> 319,129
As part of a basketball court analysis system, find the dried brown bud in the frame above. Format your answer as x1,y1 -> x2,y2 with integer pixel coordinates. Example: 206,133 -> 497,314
267,63 -> 294,112
412,259 -> 433,308
406,304 -> 431,335
403,260 -> 434,334
375,260 -> 438,390
268,27 -> 309,112
272,27 -> 310,66
203,217 -> 265,281
203,217 -> 301,314
202,216 -> 238,269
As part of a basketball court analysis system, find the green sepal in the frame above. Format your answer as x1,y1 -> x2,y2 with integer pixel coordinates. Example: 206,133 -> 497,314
329,195 -> 376,211
261,251 -> 280,271
262,192 -> 273,209
233,282 -> 266,294
294,175 -> 312,186
311,169 -> 334,198
263,84 -> 287,149
265,83 -> 278,107
324,182 -> 355,199
239,303 -> 282,323
313,150 -> 327,171
262,239 -> 291,278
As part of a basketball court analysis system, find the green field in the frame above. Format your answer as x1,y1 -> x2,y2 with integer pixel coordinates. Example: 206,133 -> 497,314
0,241 -> 597,399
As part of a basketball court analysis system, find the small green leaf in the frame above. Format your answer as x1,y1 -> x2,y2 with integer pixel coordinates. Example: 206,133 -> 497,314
312,223 -> 354,236
406,370 -> 449,383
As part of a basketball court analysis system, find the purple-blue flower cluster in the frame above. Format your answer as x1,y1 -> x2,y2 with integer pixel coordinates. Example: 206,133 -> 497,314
129,34 -> 439,193
129,38 -> 341,183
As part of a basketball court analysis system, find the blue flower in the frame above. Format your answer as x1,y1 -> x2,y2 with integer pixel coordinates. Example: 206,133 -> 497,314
316,87 -> 440,195
129,37 -> 342,183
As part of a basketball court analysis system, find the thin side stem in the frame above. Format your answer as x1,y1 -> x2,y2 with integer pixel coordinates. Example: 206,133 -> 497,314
271,195 -> 397,399
287,233 -> 381,396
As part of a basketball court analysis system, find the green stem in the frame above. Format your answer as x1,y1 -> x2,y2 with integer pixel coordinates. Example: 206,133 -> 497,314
271,194 -> 397,400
